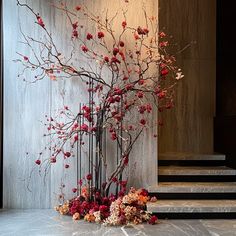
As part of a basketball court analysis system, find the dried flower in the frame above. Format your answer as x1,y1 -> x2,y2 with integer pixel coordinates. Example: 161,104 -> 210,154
73,212 -> 80,220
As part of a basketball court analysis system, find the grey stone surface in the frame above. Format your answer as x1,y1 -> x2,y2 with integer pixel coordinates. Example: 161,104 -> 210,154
148,182 -> 236,193
1,209 -> 236,236
159,152 -> 226,161
159,166 -> 236,176
147,200 -> 236,213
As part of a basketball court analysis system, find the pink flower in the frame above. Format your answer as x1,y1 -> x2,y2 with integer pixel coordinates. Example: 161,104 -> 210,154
81,45 -> 88,52
23,56 -> 29,61
97,31 -> 105,38
35,159 -> 41,165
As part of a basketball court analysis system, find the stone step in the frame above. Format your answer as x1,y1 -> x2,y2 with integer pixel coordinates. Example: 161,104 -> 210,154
148,182 -> 236,193
159,152 -> 226,161
159,166 -> 236,176
147,200 -> 236,213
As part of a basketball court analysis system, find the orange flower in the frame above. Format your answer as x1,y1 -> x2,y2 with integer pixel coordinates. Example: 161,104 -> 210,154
84,213 -> 95,223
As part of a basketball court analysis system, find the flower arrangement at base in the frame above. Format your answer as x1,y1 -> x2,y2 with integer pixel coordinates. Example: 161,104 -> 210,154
55,187 -> 158,226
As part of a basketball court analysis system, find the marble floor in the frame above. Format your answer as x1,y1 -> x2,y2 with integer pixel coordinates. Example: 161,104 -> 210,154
0,209 -> 236,236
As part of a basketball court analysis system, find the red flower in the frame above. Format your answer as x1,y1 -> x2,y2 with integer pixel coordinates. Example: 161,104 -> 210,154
104,56 -> 109,62
111,132 -> 117,140
134,33 -> 140,40
119,41 -> 125,47
123,155 -> 129,165
86,174 -> 92,181
97,31 -> 105,38
146,104 -> 152,113
74,134 -> 78,141
99,205 -> 108,212
112,177 -> 118,182
113,48 -> 119,56
35,159 -> 41,165
137,26 -> 149,35
86,33 -> 93,40
122,21 -> 127,29
137,91 -> 144,98
148,215 -> 158,224
23,56 -> 29,61
157,91 -> 166,99
140,118 -> 146,126
159,41 -> 168,47
111,57 -> 121,64
82,105 -> 91,113
139,105 -> 146,114
81,45 -> 88,53
80,123 -> 88,132
75,6 -> 81,11
65,164 -> 70,169
50,157 -> 56,163
72,22 -> 78,30
140,188 -> 149,196
125,83 -> 133,90
123,76 -> 128,81
72,188 -> 77,193
161,68 -> 169,76
36,16 -> 45,28
138,79 -> 145,85
159,31 -> 166,38
72,30 -> 78,38
64,152 -> 71,158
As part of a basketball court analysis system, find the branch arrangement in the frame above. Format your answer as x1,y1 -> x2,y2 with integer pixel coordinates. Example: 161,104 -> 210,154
16,0 -> 183,225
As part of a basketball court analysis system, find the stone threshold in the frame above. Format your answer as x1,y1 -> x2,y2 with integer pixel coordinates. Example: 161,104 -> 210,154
158,166 -> 236,175
147,200 -> 236,213
148,182 -> 236,193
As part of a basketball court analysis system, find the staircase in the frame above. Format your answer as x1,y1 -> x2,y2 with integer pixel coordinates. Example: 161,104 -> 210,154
147,153 -> 236,219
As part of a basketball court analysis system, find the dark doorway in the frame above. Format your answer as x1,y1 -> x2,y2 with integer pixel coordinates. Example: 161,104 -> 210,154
215,0 -> 236,168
